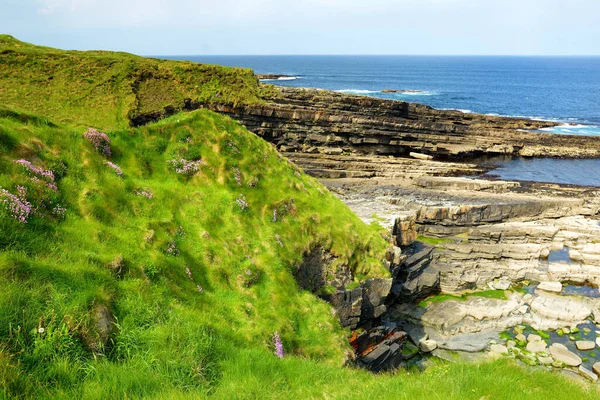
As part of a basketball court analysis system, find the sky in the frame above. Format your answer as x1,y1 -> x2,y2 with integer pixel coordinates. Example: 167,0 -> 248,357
2,0 -> 600,55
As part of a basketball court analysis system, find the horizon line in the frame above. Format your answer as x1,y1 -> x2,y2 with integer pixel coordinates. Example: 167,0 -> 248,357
148,54 -> 600,58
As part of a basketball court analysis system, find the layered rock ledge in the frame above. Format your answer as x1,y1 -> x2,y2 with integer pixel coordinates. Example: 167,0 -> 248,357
211,86 -> 600,159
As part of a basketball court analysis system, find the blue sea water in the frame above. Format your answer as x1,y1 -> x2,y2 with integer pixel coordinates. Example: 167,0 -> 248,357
161,55 -> 600,185
164,55 -> 600,134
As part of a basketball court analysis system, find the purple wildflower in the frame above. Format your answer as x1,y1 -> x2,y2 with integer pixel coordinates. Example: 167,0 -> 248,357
235,195 -> 249,211
0,188 -> 32,223
135,189 -> 154,199
185,267 -> 193,280
273,331 -> 284,358
177,226 -> 185,237
272,208 -> 278,222
197,285 -> 203,293
104,161 -> 123,177
14,160 -> 55,182
83,128 -> 112,157
52,205 -> 66,219
165,240 -> 180,256
168,159 -> 202,176
275,234 -> 283,247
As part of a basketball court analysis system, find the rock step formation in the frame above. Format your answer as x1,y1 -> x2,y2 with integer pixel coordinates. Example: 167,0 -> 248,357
212,86 -> 600,159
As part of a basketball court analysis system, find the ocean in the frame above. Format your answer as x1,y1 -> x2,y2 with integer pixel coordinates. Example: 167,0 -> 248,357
162,55 -> 600,185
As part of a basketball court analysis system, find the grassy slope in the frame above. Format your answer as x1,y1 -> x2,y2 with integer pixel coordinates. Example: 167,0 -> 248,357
0,36 -> 597,399
0,109 -> 389,398
0,35 -> 275,130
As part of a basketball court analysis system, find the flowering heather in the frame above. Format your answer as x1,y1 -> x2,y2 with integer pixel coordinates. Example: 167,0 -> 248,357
83,128 -> 111,157
272,331 -> 284,358
272,208 -> 278,222
0,188 -> 32,223
168,158 -> 202,176
52,205 -> 66,219
14,160 -> 55,182
165,240 -> 180,256
185,267 -> 193,280
104,161 -> 123,177
177,226 -> 185,237
135,189 -> 154,199
235,195 -> 249,211
197,285 -> 203,293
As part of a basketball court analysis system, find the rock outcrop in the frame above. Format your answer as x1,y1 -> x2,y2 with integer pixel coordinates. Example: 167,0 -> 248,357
211,86 -> 600,159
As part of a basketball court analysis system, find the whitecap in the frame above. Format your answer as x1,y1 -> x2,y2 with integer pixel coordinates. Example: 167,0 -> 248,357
260,76 -> 300,81
335,89 -> 380,94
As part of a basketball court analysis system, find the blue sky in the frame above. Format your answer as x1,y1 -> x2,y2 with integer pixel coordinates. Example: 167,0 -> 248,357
2,0 -> 600,55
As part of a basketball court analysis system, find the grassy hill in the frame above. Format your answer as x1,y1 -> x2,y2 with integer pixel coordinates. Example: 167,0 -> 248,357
0,36 -> 598,399
0,35 -> 275,130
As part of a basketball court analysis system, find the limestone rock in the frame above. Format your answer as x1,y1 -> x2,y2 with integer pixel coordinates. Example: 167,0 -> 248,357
575,340 -> 595,351
538,356 -> 553,365
537,281 -> 562,293
527,334 -> 542,342
490,344 -> 508,355
526,340 -> 547,354
549,343 -> 582,367
593,362 -> 600,376
578,365 -> 598,382
419,339 -> 438,353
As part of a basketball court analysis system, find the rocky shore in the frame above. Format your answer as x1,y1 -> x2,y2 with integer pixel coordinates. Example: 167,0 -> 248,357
211,86 -> 600,159
210,84 -> 600,379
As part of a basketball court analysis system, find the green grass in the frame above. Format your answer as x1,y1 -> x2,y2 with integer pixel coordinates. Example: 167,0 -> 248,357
0,35 -> 597,399
417,235 -> 454,246
419,290 -> 508,307
0,35 -> 276,130
0,108 -> 389,398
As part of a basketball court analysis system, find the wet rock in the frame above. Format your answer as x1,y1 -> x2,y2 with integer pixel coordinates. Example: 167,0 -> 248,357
549,343 -> 582,367
575,340 -> 595,351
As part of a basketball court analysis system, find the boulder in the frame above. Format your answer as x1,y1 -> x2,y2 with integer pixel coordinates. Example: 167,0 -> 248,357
549,343 -> 582,367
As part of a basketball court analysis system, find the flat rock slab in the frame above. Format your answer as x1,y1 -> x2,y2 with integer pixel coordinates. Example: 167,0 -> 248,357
526,340 -> 547,353
537,281 -> 563,293
549,343 -> 582,367
435,331 -> 498,353
529,293 -> 592,324
490,344 -> 508,354
575,340 -> 595,351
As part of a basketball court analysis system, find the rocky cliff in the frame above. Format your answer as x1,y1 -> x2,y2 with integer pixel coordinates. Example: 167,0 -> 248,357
211,86 -> 600,159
